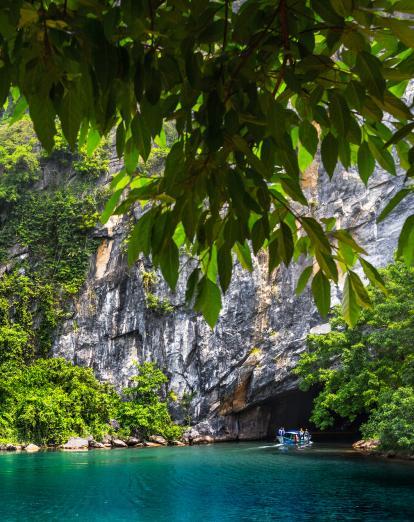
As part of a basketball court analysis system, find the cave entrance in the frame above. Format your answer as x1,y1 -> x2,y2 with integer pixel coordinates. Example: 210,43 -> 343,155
265,388 -> 317,438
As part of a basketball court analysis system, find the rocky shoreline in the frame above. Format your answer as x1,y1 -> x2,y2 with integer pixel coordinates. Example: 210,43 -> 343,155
353,439 -> 414,462
0,434 -> 188,452
3,437 -> 414,461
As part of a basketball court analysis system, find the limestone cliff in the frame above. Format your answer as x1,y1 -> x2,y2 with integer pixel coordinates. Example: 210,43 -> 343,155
52,157 -> 414,440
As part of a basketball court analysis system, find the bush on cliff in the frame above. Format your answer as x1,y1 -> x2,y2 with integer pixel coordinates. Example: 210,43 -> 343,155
116,362 -> 184,441
296,262 -> 414,451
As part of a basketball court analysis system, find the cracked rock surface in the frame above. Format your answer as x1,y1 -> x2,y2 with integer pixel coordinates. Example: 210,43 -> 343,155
53,160 -> 413,440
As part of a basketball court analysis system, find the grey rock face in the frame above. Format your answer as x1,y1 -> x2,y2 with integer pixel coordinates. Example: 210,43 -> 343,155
52,161 -> 414,440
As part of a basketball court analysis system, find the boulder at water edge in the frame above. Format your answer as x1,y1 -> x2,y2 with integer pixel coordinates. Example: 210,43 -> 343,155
89,440 -> 107,449
112,439 -> 128,448
353,439 -> 380,452
62,437 -> 90,450
126,437 -> 142,447
24,444 -> 40,452
149,435 -> 167,445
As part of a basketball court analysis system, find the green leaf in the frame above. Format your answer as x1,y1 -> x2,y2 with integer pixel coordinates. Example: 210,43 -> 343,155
338,240 -> 356,267
312,270 -> 331,317
329,0 -> 353,16
173,223 -> 186,248
234,241 -> 253,271
386,19 -> 414,49
355,52 -> 386,100
357,141 -> 375,185
384,122 -> 414,149
315,250 -> 338,282
124,138 -> 138,174
127,210 -> 155,264
279,222 -> 294,266
217,245 -> 233,293
279,175 -> 308,205
397,215 -> 414,266
394,0 -> 414,13
131,113 -> 152,162
368,136 -> 396,175
299,121 -> 318,157
116,122 -> 126,159
268,236 -> 281,274
0,66 -> 10,108
296,266 -> 313,295
185,268 -> 200,302
302,217 -> 331,255
329,91 -> 350,137
321,133 -> 338,178
194,277 -> 222,328
332,230 -> 367,254
86,128 -> 101,156
60,86 -> 83,150
159,240 -> 179,290
342,273 -> 360,327
251,218 -> 267,254
298,144 -> 314,172
101,189 -> 123,224
378,188 -> 413,222
359,258 -> 387,294
28,95 -> 56,152
202,245 -> 218,283
349,270 -> 371,308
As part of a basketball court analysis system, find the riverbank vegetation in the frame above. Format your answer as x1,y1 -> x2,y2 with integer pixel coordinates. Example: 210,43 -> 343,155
0,359 -> 183,446
296,262 -> 414,452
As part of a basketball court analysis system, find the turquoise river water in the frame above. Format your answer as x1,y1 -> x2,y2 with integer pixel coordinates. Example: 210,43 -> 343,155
1,442 -> 414,521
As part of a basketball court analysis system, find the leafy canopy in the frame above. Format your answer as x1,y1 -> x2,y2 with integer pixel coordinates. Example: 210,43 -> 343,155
295,262 -> 414,449
1,0 -> 414,326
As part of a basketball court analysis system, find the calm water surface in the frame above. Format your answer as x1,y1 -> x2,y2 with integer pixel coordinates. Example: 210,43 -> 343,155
1,442 -> 414,521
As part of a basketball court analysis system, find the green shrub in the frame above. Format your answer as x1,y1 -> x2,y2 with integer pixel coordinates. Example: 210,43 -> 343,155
0,358 -> 118,445
362,387 -> 414,451
296,262 -> 414,449
117,362 -> 184,441
146,292 -> 174,314
0,117 -> 40,203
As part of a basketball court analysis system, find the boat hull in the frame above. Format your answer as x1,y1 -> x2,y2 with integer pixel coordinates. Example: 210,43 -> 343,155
277,435 -> 312,446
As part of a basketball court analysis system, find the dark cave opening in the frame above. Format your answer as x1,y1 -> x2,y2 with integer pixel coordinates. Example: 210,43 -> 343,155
235,388 -> 362,443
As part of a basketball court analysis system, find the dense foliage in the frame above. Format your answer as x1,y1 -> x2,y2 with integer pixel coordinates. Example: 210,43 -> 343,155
0,359 -> 182,445
0,118 -> 40,203
117,362 -> 183,440
296,262 -> 414,450
0,358 -> 116,445
1,1 -> 413,327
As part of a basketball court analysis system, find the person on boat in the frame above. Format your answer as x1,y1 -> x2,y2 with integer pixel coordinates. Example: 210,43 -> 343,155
299,428 -> 305,441
304,429 -> 310,442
